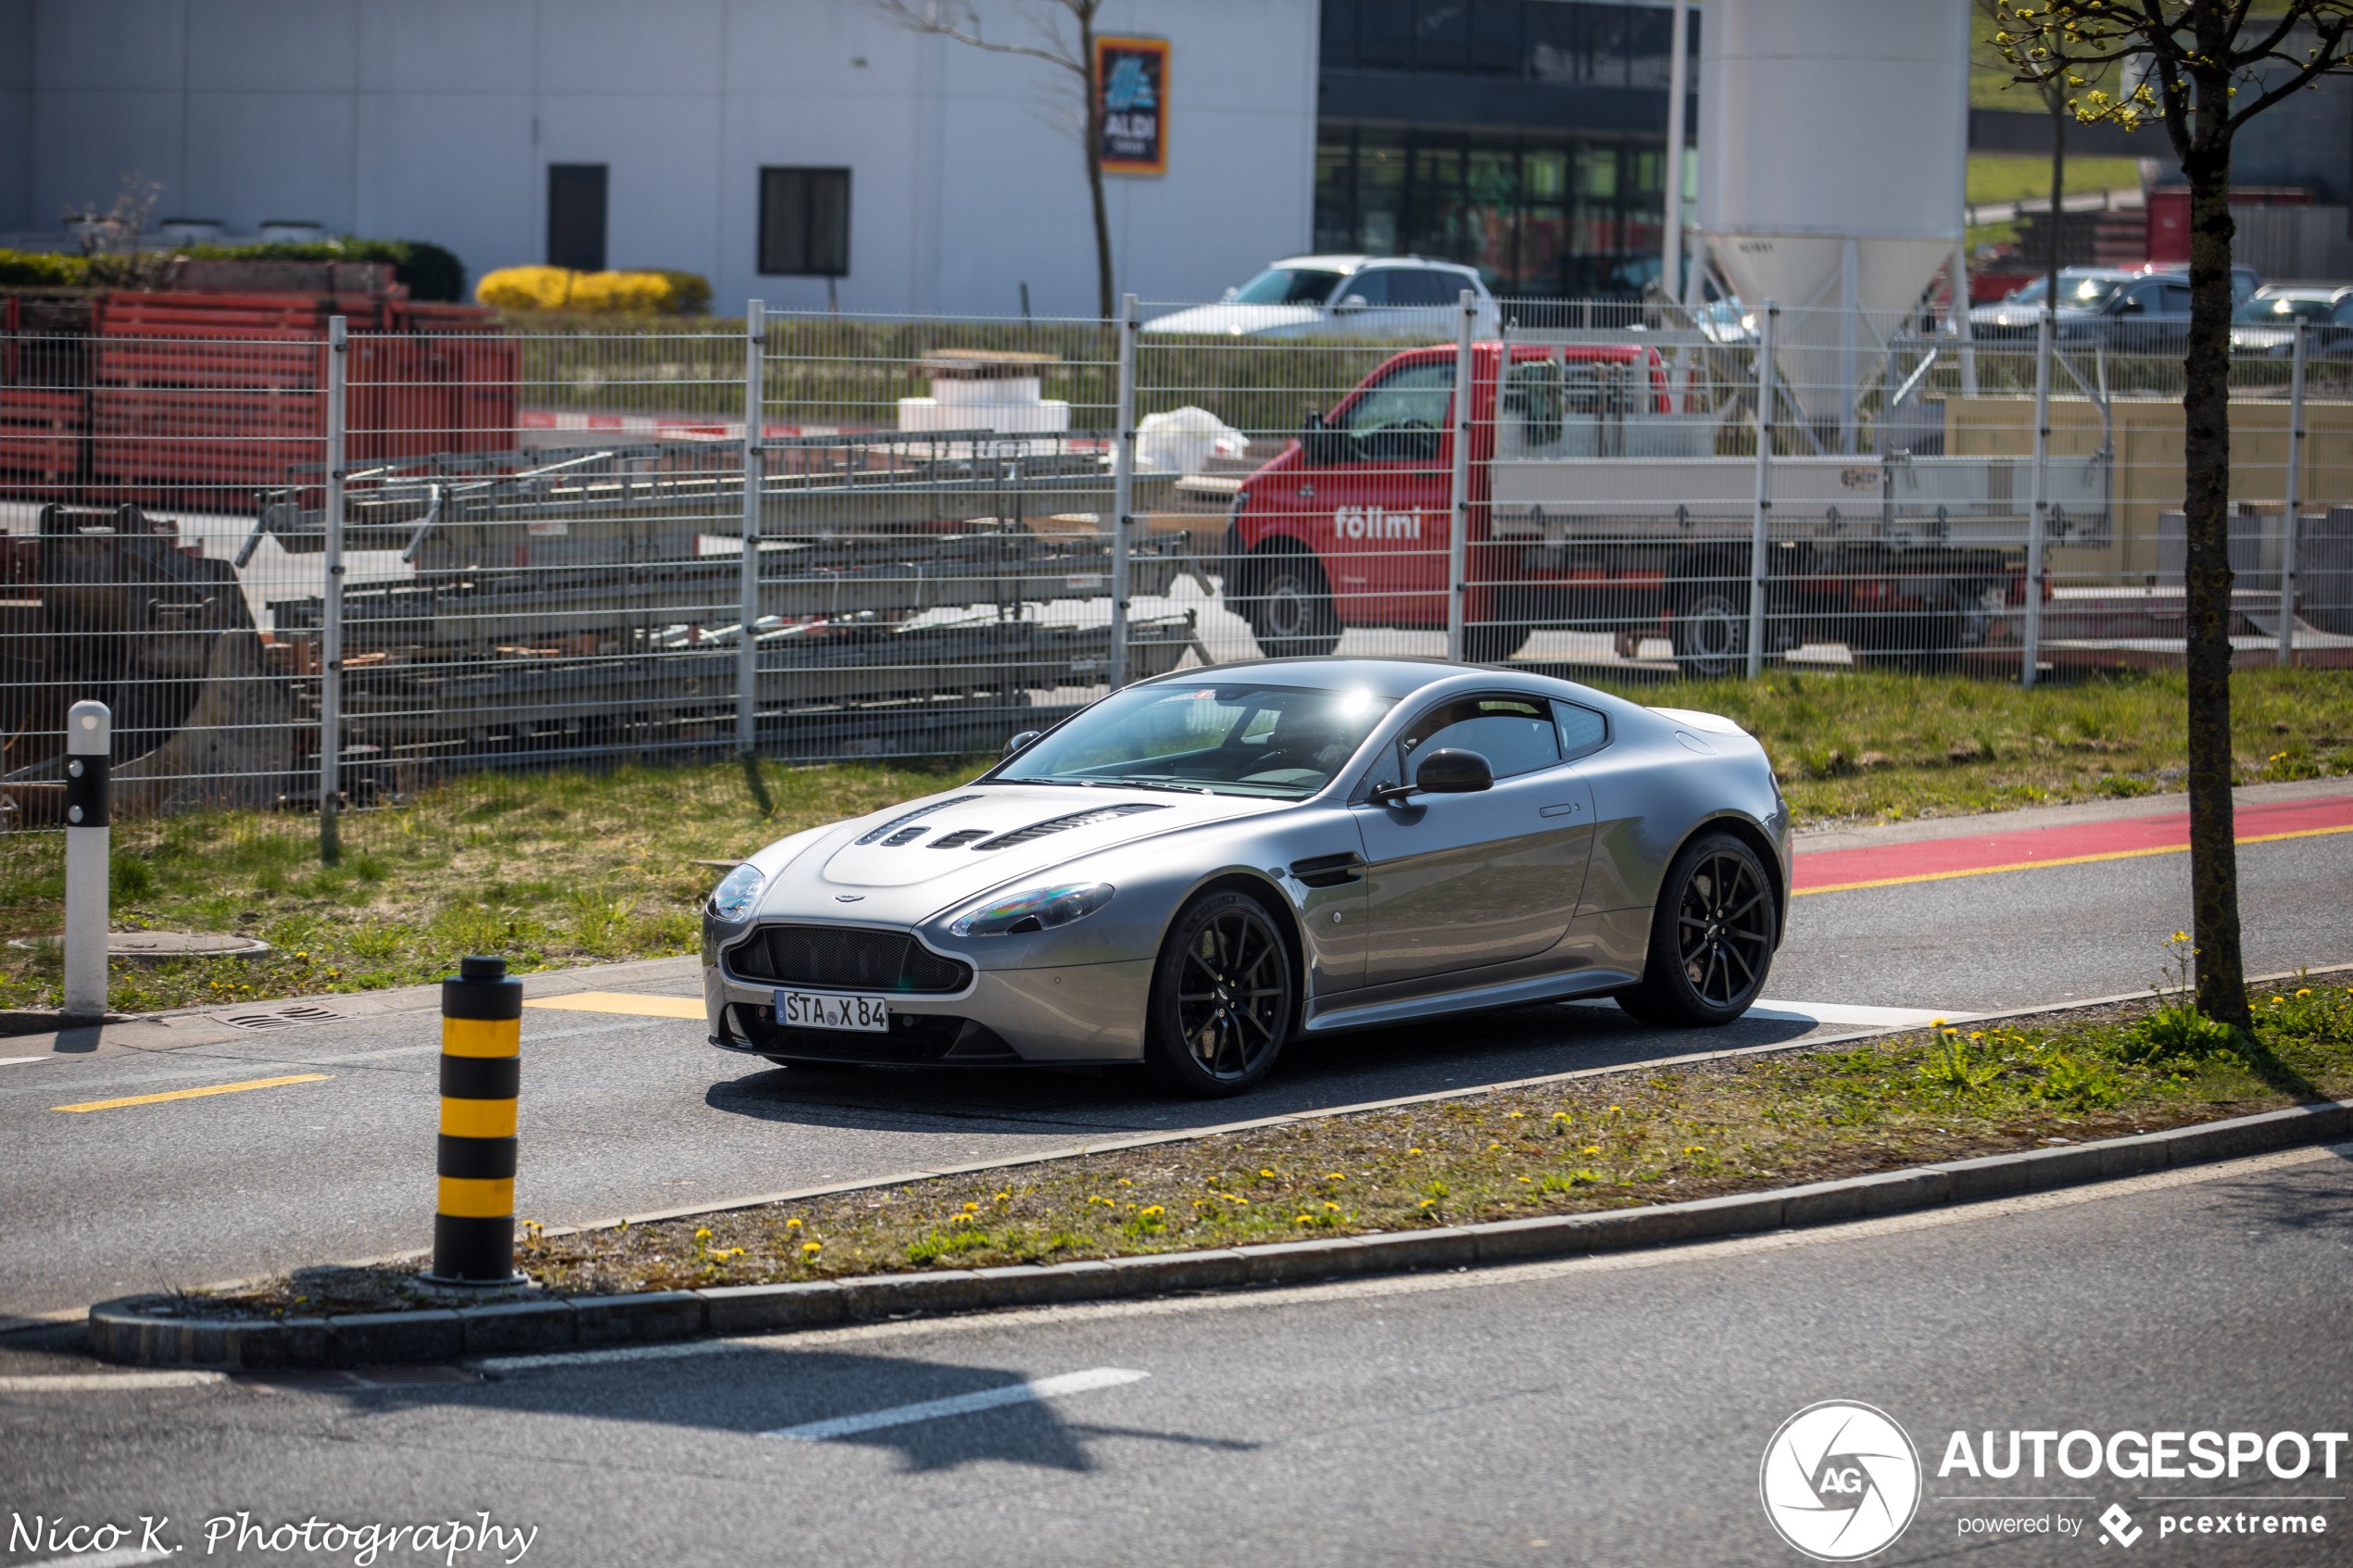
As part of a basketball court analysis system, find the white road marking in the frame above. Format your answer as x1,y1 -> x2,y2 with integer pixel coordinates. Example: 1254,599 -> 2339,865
480,1143 -> 2346,1375
0,1054 -> 53,1067
765,1367 -> 1148,1440
1565,997 -> 1966,1028
0,1369 -> 228,1392
12,1549 -> 174,1568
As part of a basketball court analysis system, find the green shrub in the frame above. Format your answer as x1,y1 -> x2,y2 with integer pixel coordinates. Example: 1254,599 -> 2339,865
0,248 -> 90,287
181,238 -> 467,301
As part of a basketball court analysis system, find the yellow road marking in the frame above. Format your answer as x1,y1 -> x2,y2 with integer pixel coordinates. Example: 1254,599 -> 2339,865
53,1073 -> 332,1113
522,991 -> 705,1020
1795,821 -> 2353,896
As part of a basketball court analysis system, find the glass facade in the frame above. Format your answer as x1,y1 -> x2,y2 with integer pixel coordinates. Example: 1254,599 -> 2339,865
1315,0 -> 1695,299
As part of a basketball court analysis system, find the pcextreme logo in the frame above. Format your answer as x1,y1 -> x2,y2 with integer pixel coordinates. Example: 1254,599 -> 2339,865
1759,1401 -> 1923,1562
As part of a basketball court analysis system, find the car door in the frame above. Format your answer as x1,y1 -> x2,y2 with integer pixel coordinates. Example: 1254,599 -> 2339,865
1349,694 -> 1595,987
1311,357 -> 1456,625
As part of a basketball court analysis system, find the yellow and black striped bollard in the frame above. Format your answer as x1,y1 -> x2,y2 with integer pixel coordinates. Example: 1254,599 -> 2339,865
431,953 -> 524,1284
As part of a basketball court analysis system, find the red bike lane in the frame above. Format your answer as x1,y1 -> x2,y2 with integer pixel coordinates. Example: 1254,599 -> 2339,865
1793,793 -> 2353,897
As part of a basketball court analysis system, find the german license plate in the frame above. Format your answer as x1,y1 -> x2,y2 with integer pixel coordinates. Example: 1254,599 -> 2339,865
774,989 -> 890,1033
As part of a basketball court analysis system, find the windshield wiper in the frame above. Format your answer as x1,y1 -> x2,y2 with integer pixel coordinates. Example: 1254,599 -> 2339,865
1081,778 -> 1209,795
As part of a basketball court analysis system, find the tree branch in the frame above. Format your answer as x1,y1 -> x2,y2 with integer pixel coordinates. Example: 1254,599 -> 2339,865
872,0 -> 1082,73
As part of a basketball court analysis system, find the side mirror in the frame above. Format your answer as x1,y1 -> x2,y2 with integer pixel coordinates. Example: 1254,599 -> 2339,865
1301,408 -> 1342,466
1002,730 -> 1042,759
1222,286 -> 1239,302
1336,294 -> 1369,312
1415,748 -> 1493,794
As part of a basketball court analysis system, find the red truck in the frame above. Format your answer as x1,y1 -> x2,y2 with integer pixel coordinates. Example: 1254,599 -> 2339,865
1220,341 -> 2037,674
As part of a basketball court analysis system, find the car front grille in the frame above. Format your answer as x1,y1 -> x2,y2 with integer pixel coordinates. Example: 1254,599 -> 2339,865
725,924 -> 972,994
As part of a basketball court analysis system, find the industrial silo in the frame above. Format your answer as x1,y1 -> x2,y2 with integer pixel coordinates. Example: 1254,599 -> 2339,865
1695,0 -> 1970,449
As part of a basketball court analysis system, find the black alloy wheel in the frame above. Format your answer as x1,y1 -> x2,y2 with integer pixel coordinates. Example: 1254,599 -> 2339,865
1617,832 -> 1777,1026
1245,547 -> 1341,658
1670,585 -> 1748,678
1146,890 -> 1294,1097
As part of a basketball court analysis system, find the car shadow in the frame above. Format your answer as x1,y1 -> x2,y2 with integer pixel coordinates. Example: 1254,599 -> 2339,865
701,1000 -> 1825,1138
246,1348 -> 1251,1475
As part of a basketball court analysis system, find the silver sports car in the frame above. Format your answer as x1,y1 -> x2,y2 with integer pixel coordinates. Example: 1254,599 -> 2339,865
702,657 -> 1792,1098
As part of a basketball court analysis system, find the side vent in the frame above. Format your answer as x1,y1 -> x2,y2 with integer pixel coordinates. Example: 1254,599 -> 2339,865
854,795 -> 981,846
1289,851 -> 1365,889
971,803 -> 1167,850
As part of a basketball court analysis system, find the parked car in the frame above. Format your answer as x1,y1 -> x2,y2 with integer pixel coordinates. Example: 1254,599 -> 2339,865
2230,284 -> 2353,356
1143,255 -> 1500,341
701,658 -> 1791,1097
1969,264 -> 2259,354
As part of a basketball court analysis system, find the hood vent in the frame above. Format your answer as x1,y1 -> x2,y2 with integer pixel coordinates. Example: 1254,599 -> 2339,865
929,828 -> 992,849
854,795 -> 981,846
970,803 -> 1167,850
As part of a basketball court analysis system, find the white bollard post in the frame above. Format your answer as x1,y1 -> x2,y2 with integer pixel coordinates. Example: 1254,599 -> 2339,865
1745,302 -> 1778,679
63,700 -> 110,1021
2023,308 -> 2053,688
2279,320 -> 2308,670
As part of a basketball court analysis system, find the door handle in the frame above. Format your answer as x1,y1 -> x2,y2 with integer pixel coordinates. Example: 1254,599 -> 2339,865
1539,803 -> 1581,818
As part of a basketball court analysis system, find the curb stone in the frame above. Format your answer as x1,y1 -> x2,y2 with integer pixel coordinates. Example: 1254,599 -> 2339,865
85,1098 -> 2353,1370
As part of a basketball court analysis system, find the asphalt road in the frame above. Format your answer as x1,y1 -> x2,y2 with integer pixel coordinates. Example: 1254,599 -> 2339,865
0,787 -> 2346,1321
3,1141 -> 2347,1566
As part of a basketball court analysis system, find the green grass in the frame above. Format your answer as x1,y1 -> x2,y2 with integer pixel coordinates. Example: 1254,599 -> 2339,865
195,972 -> 2353,1313
1967,154 -> 2145,209
3,669 -> 2345,1015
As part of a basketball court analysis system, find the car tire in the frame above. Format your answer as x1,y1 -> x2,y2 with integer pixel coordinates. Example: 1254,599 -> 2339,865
1616,831 -> 1778,1027
1144,889 -> 1295,1098
1669,583 -> 1748,678
1241,546 -> 1341,658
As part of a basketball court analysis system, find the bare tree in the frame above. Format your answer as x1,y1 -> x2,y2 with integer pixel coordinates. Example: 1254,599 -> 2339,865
1993,2 -> 2353,1030
1975,1 -> 2082,310
875,0 -> 1115,319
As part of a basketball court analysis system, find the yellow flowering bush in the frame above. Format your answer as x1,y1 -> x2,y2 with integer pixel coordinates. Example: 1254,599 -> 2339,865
475,266 -> 712,316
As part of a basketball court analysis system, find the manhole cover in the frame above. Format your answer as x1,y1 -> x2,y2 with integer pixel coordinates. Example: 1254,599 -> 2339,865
211,1002 -> 347,1031
8,930 -> 273,961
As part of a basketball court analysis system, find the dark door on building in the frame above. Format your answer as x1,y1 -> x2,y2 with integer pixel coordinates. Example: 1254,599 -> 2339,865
547,164 -> 609,272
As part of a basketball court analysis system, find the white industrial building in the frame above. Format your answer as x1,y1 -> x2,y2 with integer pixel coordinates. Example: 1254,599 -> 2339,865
0,0 -> 1321,316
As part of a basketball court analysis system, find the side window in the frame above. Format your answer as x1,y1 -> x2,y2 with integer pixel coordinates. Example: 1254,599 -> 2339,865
1554,702 -> 1608,760
1337,270 -> 1390,307
1335,360 -> 1454,462
2333,297 -> 2353,326
1399,696 -> 1561,780
2162,284 -> 2196,314
1389,269 -> 1465,306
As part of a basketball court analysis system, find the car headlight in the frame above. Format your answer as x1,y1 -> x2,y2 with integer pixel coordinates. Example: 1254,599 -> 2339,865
950,883 -> 1114,937
708,862 -> 767,920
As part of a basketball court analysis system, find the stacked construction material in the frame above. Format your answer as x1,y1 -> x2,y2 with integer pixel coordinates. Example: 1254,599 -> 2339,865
2,261 -> 517,508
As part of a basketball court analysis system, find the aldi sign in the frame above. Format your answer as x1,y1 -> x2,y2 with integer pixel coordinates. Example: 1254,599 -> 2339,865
1095,36 -> 1168,176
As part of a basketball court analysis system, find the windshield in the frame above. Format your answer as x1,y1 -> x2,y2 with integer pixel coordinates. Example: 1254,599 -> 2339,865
1231,267 -> 1347,306
2234,294 -> 2334,323
995,683 -> 1398,798
2005,273 -> 2123,310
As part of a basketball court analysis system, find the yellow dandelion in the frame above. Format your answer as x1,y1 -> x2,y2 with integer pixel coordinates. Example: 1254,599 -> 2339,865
785,1217 -> 801,1230
962,1201 -> 979,1212
1260,1169 -> 1277,1178
1408,1148 -> 1424,1155
1419,1198 -> 1438,1209
1516,1175 -> 1533,1184
1506,1111 -> 1525,1120
1140,1205 -> 1164,1218
694,1227 -> 711,1240
1295,1213 -> 1314,1224
801,1240 -> 822,1254
1582,1146 -> 1602,1156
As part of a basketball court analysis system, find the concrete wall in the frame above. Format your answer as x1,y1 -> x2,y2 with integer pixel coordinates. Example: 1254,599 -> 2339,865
4,0 -> 1318,318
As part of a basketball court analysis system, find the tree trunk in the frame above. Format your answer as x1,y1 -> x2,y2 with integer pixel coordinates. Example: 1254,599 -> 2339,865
1078,18 -> 1114,320
2179,81 -> 2251,1030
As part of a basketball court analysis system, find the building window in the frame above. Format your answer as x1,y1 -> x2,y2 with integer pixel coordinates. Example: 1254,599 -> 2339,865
547,164 -> 608,272
760,168 -> 852,277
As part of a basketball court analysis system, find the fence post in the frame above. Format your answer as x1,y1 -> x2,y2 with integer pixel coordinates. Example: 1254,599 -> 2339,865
1952,239 -> 1979,397
1745,301 -> 1778,679
319,315 -> 347,863
738,299 -> 764,757
2023,307 -> 2053,688
1107,293 -> 1139,692
62,700 -> 110,1021
2279,319 -> 2308,670
1447,288 -> 1477,662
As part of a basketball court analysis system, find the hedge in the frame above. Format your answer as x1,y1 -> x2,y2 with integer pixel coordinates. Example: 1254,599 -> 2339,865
477,267 -> 713,316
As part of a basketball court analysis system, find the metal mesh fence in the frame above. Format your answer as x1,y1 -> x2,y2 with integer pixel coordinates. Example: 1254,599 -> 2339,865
3,283 -> 2347,834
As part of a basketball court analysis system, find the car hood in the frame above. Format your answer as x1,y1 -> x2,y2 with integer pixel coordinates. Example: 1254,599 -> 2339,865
754,784 -> 1289,926
1142,303 -> 1327,336
2229,325 -> 2298,349
1970,304 -> 2100,330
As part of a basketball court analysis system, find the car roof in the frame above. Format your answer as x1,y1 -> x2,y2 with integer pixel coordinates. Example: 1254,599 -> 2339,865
1269,254 -> 1479,276
2250,284 -> 2345,298
1128,656 -> 1635,711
